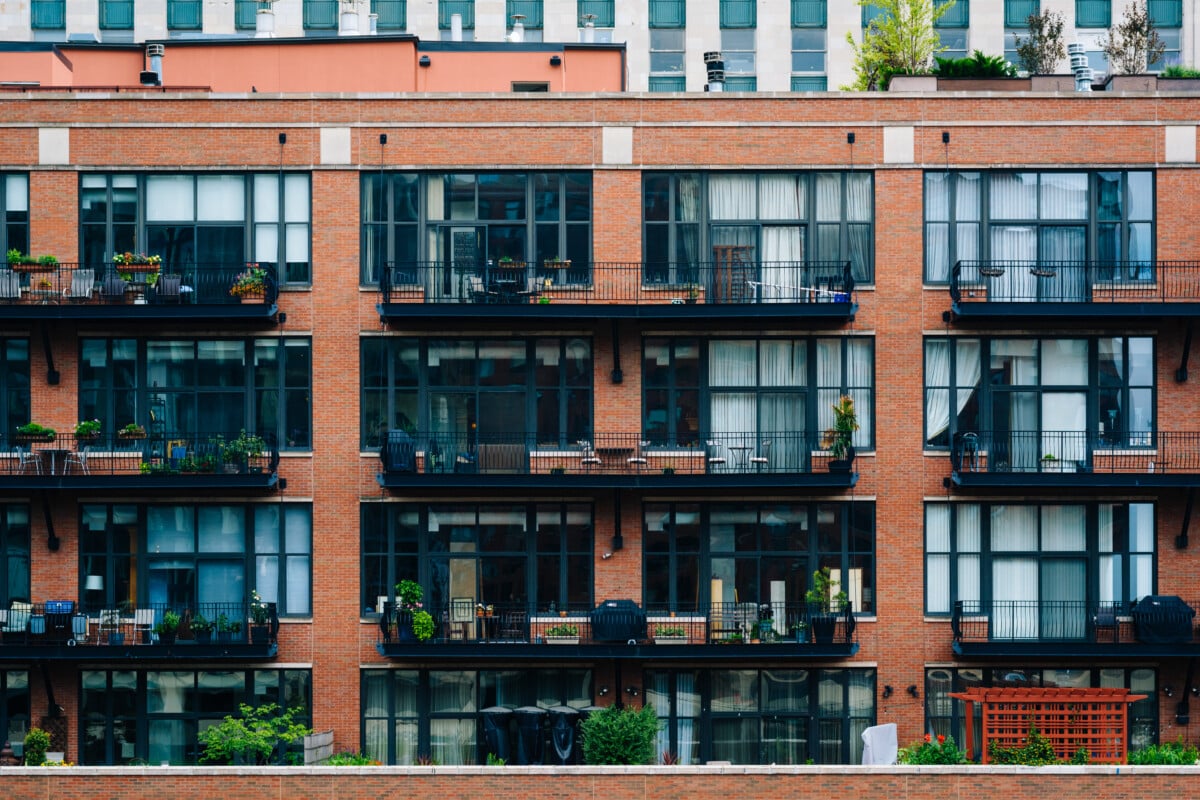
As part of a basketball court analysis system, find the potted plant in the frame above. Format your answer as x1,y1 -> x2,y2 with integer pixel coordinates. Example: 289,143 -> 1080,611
22,727 -> 51,767
684,283 -> 700,304
543,256 -> 571,269
806,566 -> 848,645
824,395 -> 859,472
15,422 -> 56,443
112,252 -> 162,273
213,430 -> 266,473
7,250 -> 57,272
792,620 -> 809,644
1101,0 -> 1164,91
757,603 -> 776,641
654,624 -> 687,644
118,422 -> 146,439
154,610 -> 181,645
190,612 -> 213,645
229,265 -> 268,302
249,589 -> 271,643
393,579 -> 424,642
545,623 -> 579,644
74,419 -> 101,441
216,613 -> 241,643
411,608 -> 435,642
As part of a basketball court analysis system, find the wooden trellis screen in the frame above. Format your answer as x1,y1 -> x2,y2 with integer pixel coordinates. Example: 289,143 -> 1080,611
949,687 -> 1147,764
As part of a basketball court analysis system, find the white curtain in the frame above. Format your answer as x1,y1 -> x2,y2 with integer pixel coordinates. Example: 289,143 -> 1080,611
956,505 -> 981,606
926,505 -> 951,614
1041,392 -> 1087,465
991,505 -> 1037,640
847,340 -> 873,447
197,175 -> 245,221
989,226 -> 1036,299
1040,227 -> 1087,300
761,226 -> 804,299
1040,173 -> 1087,220
1040,506 -> 1087,639
759,174 -> 804,218
709,175 -> 756,220
146,175 -> 194,221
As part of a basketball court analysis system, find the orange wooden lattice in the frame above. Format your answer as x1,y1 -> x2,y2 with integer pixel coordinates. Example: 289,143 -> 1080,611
948,687 -> 1147,764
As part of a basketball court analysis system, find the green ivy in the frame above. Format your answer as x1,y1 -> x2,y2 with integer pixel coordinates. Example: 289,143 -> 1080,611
1128,737 -> 1199,765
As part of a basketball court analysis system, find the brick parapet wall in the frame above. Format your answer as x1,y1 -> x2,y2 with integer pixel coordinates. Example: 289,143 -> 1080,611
3,766 -> 1199,800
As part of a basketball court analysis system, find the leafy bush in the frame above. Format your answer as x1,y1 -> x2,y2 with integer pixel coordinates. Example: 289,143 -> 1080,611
580,704 -> 659,765
934,50 -> 1017,78
1015,9 -> 1066,75
327,751 -> 381,766
23,727 -> 51,767
897,733 -> 969,764
1102,0 -> 1164,75
1128,737 -> 1199,765
197,703 -> 311,765
411,609 -> 435,641
1162,65 -> 1200,78
987,727 -> 1058,765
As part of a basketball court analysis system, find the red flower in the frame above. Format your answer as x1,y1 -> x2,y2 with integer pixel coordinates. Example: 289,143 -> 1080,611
924,733 -> 932,743
937,734 -> 946,744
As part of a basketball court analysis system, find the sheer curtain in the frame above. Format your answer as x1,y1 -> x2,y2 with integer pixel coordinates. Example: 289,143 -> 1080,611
991,505 -> 1038,639
676,672 -> 699,764
925,173 -> 950,281
760,340 -> 805,469
710,341 -> 756,458
956,505 -> 981,607
1040,227 -> 1086,300
926,505 -> 951,614
847,339 -> 873,447
846,174 -> 872,283
709,175 -> 756,220
761,227 -> 804,299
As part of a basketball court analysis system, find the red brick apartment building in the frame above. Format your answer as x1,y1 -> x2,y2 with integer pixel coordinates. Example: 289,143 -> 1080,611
0,36 -> 1198,768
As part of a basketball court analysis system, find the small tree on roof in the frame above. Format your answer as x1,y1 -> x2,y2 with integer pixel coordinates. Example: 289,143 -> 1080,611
844,0 -> 954,90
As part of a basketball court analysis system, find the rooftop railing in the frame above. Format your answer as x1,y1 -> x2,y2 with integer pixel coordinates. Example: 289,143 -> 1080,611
949,260 -> 1200,306
379,430 -> 846,477
951,430 -> 1200,475
379,260 -> 854,308
0,262 -> 278,308
0,430 -> 278,478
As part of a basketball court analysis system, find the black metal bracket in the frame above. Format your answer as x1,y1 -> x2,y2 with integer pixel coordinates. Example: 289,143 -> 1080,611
39,661 -> 64,717
941,310 -> 954,324
612,490 -> 623,551
40,493 -> 59,551
1178,489 -> 1194,550
1178,322 -> 1192,382
610,319 -> 623,384
41,326 -> 59,385
1177,657 -> 1195,725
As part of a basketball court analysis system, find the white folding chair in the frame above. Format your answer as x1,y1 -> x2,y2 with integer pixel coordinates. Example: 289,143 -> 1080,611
64,445 -> 90,475
750,440 -> 771,471
16,445 -> 42,475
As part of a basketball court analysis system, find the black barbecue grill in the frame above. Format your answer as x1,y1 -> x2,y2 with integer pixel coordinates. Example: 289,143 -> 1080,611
590,599 -> 646,642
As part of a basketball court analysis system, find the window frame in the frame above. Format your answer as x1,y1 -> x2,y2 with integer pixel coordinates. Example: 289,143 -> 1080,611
0,338 -> 31,446
1,175 -> 29,257
0,505 -> 31,606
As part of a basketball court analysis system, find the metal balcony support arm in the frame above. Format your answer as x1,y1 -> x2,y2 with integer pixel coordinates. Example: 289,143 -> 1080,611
1178,489 -> 1194,550
41,326 -> 59,385
1178,322 -> 1192,383
610,319 -> 622,384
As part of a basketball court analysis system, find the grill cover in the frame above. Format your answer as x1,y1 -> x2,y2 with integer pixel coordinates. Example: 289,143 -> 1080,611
1132,595 -> 1195,644
590,599 -> 646,642
381,429 -> 415,473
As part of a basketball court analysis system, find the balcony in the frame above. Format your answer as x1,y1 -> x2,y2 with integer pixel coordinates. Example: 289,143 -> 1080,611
0,263 -> 279,324
376,431 -> 858,491
0,431 -> 279,493
952,598 -> 1200,659
946,261 -> 1200,322
0,602 -> 278,661
377,600 -> 857,661
948,430 -> 1200,490
378,261 -> 855,324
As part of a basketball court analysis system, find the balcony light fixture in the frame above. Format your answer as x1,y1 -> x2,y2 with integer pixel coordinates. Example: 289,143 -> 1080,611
419,55 -> 431,67
1163,685 -> 1175,697
882,685 -> 893,699
550,55 -> 562,66
907,685 -> 919,699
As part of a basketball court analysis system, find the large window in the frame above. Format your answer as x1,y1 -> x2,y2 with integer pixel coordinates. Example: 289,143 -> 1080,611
439,0 -> 474,30
30,0 -> 64,27
81,173 -> 311,286
791,28 -> 827,89
80,336 -> 311,450
0,338 -> 30,444
924,170 -> 1154,283
577,0 -> 613,28
644,172 -> 874,284
644,502 -> 875,614
649,668 -> 875,765
1,175 -> 29,256
649,29 -> 686,91
925,666 -> 1156,752
100,0 -> 133,28
0,506 -> 31,606
361,502 -> 592,614
361,172 -> 591,286
923,336 -> 1153,457
925,501 -> 1154,621
0,671 -> 30,755
644,337 -> 874,457
303,0 -> 338,30
372,0 -> 406,30
507,0 -> 542,34
80,503 -> 312,617
720,29 -> 756,91
361,336 -> 592,449
363,668 -> 591,765
167,0 -> 202,29
82,668 -> 310,764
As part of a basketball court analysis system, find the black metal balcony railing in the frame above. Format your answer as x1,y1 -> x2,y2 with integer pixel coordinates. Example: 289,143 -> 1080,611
380,431 -> 849,477
949,260 -> 1200,308
0,431 -> 279,479
379,261 -> 854,308
0,262 -> 279,311
0,601 -> 279,655
951,430 -> 1200,475
952,599 -> 1200,646
378,601 -> 855,649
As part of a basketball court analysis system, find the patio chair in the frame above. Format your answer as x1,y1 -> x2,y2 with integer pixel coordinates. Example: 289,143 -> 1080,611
64,445 -> 90,475
577,440 -> 602,470
15,445 -> 42,475
100,274 -> 128,303
706,440 -> 727,470
156,274 -> 182,304
750,440 -> 771,471
499,610 -> 527,643
64,269 -> 95,303
626,441 -> 649,471
0,271 -> 19,302
1,602 -> 32,641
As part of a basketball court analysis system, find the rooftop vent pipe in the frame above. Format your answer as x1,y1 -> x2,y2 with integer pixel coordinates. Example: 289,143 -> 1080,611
450,12 -> 463,41
704,51 -> 724,92
142,43 -> 164,86
580,13 -> 596,43
1068,42 -> 1092,92
255,3 -> 276,38
510,14 -> 525,42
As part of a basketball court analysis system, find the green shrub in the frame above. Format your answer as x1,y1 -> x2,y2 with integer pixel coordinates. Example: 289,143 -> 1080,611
411,609 -> 435,641
23,727 -> 51,767
327,750 -> 380,766
1128,737 -> 1199,765
987,727 -> 1058,765
1162,65 -> 1200,78
897,733 -> 969,764
197,703 -> 311,765
934,50 -> 1017,78
579,704 -> 659,765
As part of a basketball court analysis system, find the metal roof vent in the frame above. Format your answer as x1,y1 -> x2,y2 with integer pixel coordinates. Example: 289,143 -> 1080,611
704,51 -> 725,92
1068,42 -> 1093,92
509,14 -> 525,43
